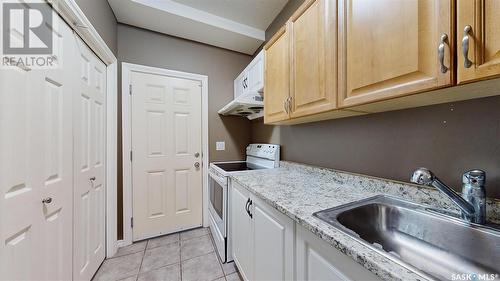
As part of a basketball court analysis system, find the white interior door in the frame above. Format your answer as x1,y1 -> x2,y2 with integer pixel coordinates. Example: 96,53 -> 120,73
131,71 -> 203,241
0,11 -> 74,281
73,36 -> 107,280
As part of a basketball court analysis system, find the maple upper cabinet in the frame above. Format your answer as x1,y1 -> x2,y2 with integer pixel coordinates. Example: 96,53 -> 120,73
264,26 -> 290,123
457,0 -> 500,84
338,0 -> 454,107
289,0 -> 337,118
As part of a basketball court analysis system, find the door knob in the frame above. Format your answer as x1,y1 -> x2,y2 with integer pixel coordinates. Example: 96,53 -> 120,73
194,162 -> 200,168
42,197 -> 52,204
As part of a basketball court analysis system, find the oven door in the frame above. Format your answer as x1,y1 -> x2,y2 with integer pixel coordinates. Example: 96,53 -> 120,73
208,170 -> 228,261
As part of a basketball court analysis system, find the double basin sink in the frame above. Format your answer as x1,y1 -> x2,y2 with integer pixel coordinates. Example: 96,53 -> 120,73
314,196 -> 500,280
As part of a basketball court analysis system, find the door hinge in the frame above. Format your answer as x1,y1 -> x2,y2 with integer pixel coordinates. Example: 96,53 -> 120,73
129,84 -> 132,95
131,217 -> 133,228
130,150 -> 133,161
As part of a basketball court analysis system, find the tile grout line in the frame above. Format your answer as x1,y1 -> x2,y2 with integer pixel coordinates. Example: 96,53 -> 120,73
135,240 -> 148,281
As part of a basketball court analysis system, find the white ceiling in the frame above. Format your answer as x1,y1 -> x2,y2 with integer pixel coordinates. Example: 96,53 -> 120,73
108,0 -> 288,55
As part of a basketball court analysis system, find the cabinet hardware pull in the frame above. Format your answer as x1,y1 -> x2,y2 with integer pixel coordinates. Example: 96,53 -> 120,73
90,177 -> 96,181
42,197 -> 52,204
462,25 -> 473,68
248,200 -> 253,219
438,33 -> 449,73
245,198 -> 251,215
288,96 -> 293,113
283,98 -> 288,114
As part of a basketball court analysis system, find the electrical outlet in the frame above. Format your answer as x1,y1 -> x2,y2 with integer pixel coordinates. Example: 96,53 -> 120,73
216,141 -> 225,151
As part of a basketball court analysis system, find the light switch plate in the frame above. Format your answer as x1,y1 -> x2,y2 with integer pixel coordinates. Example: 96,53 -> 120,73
216,141 -> 225,151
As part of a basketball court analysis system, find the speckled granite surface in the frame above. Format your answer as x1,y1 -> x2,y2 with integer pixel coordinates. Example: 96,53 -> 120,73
229,161 -> 500,281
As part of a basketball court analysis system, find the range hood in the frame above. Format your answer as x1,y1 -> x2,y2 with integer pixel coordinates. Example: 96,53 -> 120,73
218,91 -> 264,120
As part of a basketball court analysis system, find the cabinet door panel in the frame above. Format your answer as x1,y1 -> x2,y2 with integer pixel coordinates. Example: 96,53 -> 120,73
290,0 -> 337,118
248,51 -> 264,93
339,0 -> 453,107
457,0 -> 500,83
264,27 -> 290,123
253,197 -> 294,281
296,225 -> 381,281
230,183 -> 252,280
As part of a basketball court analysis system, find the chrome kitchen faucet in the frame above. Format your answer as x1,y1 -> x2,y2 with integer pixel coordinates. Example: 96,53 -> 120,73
410,168 -> 486,224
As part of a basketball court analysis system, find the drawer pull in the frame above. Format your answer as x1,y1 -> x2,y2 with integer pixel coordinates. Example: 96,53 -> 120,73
462,25 -> 473,68
438,33 -> 449,73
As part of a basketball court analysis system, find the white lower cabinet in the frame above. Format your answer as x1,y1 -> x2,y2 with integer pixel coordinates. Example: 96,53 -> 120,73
232,181 -> 254,280
231,181 -> 382,281
296,225 -> 381,281
231,181 -> 294,281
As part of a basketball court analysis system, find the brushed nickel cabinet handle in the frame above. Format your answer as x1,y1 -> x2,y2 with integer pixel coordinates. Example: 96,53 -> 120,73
288,96 -> 293,113
283,98 -> 288,114
438,33 -> 449,73
462,25 -> 473,68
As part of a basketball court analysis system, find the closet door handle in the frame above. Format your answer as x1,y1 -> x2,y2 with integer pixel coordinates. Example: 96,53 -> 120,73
462,25 -> 473,68
438,33 -> 449,73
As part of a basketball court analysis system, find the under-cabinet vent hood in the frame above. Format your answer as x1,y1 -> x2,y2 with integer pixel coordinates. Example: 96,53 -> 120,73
218,91 -> 264,120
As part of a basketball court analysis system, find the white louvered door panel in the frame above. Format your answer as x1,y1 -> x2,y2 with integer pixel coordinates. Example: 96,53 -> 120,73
0,12 -> 75,281
131,71 -> 202,241
73,35 -> 107,280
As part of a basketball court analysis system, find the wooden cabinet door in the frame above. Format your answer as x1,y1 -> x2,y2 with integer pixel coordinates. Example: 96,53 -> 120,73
289,0 -> 337,118
230,183 -> 253,281
457,0 -> 500,84
253,196 -> 294,281
338,0 -> 453,107
264,27 -> 290,123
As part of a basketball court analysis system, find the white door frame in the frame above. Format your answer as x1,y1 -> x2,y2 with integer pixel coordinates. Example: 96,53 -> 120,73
51,0 -> 118,257
121,62 -> 209,246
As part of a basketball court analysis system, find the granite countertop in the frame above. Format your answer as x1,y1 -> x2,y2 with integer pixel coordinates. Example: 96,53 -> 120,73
228,161 -> 500,281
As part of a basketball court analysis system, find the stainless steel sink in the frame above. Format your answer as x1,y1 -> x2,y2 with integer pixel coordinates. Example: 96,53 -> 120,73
313,195 -> 500,281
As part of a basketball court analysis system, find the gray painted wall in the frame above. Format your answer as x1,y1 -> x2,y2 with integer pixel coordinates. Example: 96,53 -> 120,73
75,0 -> 118,54
117,24 -> 252,162
116,24 -> 253,237
252,0 -> 500,198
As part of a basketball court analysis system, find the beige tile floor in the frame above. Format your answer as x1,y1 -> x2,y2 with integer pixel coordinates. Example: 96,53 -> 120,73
92,227 -> 242,281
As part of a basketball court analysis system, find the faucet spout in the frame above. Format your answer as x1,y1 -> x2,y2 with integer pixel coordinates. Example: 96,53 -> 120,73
410,168 -> 476,218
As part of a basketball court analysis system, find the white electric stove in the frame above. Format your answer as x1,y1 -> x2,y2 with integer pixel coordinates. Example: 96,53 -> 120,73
208,144 -> 280,263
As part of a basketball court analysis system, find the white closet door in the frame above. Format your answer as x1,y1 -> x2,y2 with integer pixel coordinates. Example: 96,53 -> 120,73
0,12 -> 74,281
73,35 -> 107,280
